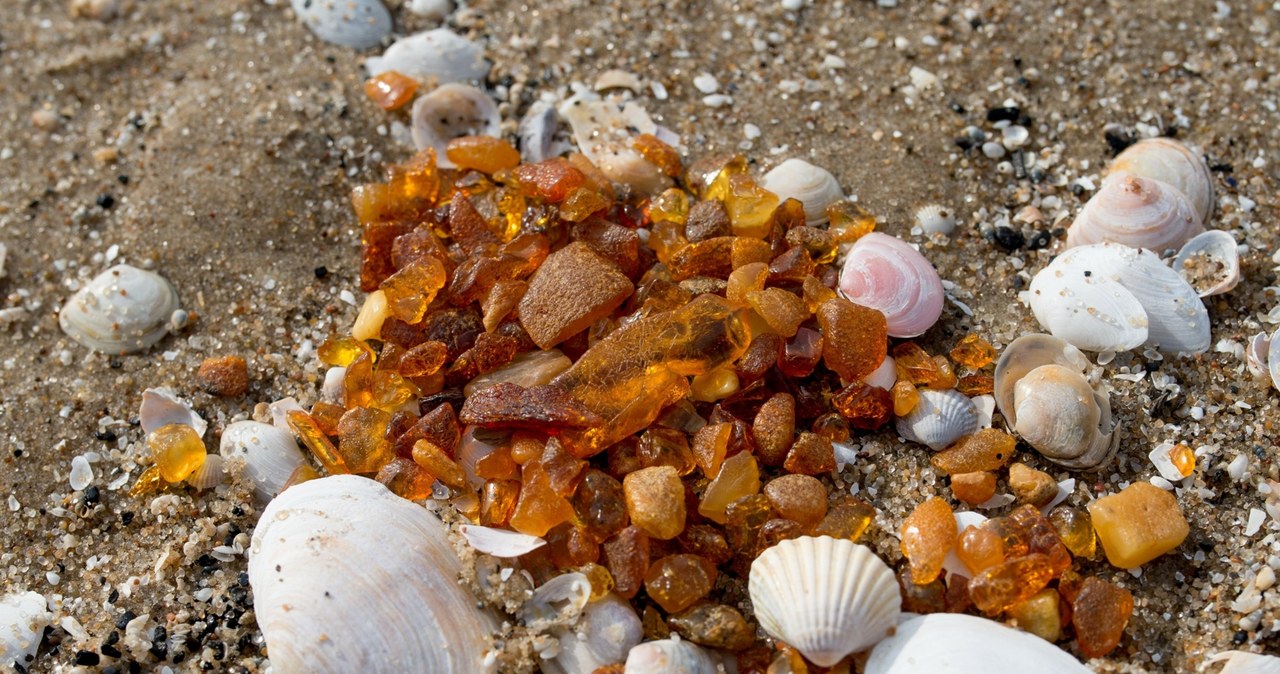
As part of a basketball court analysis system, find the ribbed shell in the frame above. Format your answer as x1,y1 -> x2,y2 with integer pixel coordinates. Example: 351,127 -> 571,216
59,264 -> 179,354
1106,137 -> 1215,224
749,537 -> 901,667
864,614 -> 1092,674
838,232 -> 945,338
760,159 -> 844,226
186,454 -> 225,490
411,84 -> 500,169
219,420 -> 305,503
1066,173 -> 1203,253
894,389 -> 978,451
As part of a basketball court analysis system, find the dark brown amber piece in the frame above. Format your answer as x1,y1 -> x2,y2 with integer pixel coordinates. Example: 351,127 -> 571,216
678,525 -> 733,566
513,157 -> 587,202
360,221 -> 414,291
603,526 -> 650,599
572,469 -> 629,542
768,246 -> 814,284
778,327 -> 823,377
811,413 -> 850,444
517,242 -> 635,350
393,403 -> 460,458
899,567 -> 947,614
831,380 -> 893,430
816,298 -> 887,383
375,457 -> 436,500
669,236 -> 735,281
685,200 -> 731,242
1072,576 -> 1133,658
757,518 -> 805,552
644,554 -> 718,613
446,332 -> 521,385
458,382 -> 603,431
572,219 -> 642,278
667,603 -> 754,651
752,393 -> 795,467
783,431 -> 835,475
547,523 -> 600,568
197,355 -> 249,397
399,340 -> 449,378
736,333 -> 781,383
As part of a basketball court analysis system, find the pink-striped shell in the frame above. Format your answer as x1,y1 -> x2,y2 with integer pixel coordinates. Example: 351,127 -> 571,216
1065,173 -> 1203,252
838,232 -> 944,338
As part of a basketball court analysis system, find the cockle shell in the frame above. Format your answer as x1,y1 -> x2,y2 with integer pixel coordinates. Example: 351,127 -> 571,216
59,264 -> 180,354
545,594 -> 643,674
894,389 -> 979,451
864,613 -> 1092,674
0,591 -> 50,670
219,420 -> 305,502
1028,242 -> 1210,354
290,0 -> 391,49
186,454 -> 225,490
1066,172 -> 1204,253
1173,229 -> 1240,298
994,334 -> 1119,470
248,475 -> 497,673
839,232 -> 945,338
1106,137 -> 1215,224
411,84 -> 501,168
624,637 -> 724,674
364,28 -> 489,83
914,204 -> 957,235
139,387 -> 207,437
558,93 -> 674,195
749,536 -> 901,667
760,159 -> 844,226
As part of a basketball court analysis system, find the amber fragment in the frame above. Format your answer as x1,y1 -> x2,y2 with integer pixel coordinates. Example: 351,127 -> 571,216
1049,506 -> 1096,559
578,562 -> 614,600
318,335 -> 376,367
669,237 -> 734,281
955,374 -> 994,396
480,479 -> 520,526
343,351 -> 375,409
1087,482 -> 1189,569
572,469 -> 629,542
725,262 -> 768,308
336,407 -> 395,474
517,242 -> 634,349
636,428 -> 697,476
778,327 -> 823,377
411,439 -> 467,489
1009,504 -> 1073,575
929,355 -> 959,390
393,403 -> 460,458
645,554 -> 718,613
735,333 -> 781,384
730,237 -> 774,269
950,471 -> 997,506
129,465 -> 165,497
540,438 -> 588,497
399,341 -> 449,378
785,226 -> 837,264
813,498 -> 875,541
458,382 -> 602,431
783,431 -> 835,475
148,424 -> 206,483
899,567 -> 947,614
547,523 -> 600,568
758,518 -> 805,552
949,333 -> 997,369
891,380 -> 921,417
699,452 -> 761,524
510,461 -> 576,537
768,246 -> 814,284
1007,588 -> 1062,642
642,606 -> 671,641
375,457 -> 436,500
287,410 -> 349,474
603,526 -> 650,599
691,423 -> 732,478
690,367 -> 741,403
827,200 -> 876,243
763,474 -> 827,528
363,70 -> 418,110
752,393 -> 795,467
724,494 -> 771,556
445,136 -> 521,174
930,428 -> 1017,474
282,464 -> 321,492
667,603 -> 754,651
359,220 -> 415,291
513,157 -> 586,202
811,412 -> 850,444
633,133 -> 683,177
709,172 -> 777,239
892,342 -> 942,386
1170,443 -> 1196,477
1008,462 -> 1058,507
624,466 -> 686,540
392,227 -> 455,275
559,187 -> 610,222
900,497 -> 957,585
678,525 -> 733,566
651,188 -> 692,226
197,355 -> 249,397
831,380 -> 893,431
747,288 -> 808,338
380,256 -> 447,324
1072,576 -> 1133,657
957,524 -> 1005,576
968,553 -> 1056,614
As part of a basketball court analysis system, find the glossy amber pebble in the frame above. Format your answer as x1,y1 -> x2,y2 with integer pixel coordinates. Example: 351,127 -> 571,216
811,412 -> 850,444
644,554 -> 718,613
957,524 -> 1005,575
513,157 -> 586,202
517,242 -> 634,350
336,406 -> 396,474
411,439 -> 467,489
375,457 -> 436,500
900,496 -> 957,585
892,342 -> 942,386
783,431 -> 835,475
763,474 -> 827,528
363,70 -> 419,110
359,220 -> 415,290
815,298 -> 887,383
724,494 -> 771,554
510,461 -> 576,537
967,553 -> 1056,614
560,187 -> 611,222
955,374 -> 995,396
129,465 -> 165,498
282,463 -> 321,492
480,479 -> 520,526
929,355 -> 958,390
474,444 -> 519,481
930,428 -> 1017,474
445,136 -> 521,175
826,200 -> 875,242
579,562 -> 615,600
721,173 -> 779,239
1170,443 -> 1196,477
891,380 -> 920,417
1009,504 -> 1073,575
540,438 -> 588,497
572,469 -> 629,542
725,262 -> 769,308
399,340 -> 449,378
287,410 -> 349,474
752,393 -> 795,467
343,351 -> 375,409
669,236 -> 735,281
758,518 -> 805,552
747,288 -> 808,338
380,256 -> 447,324
1072,577 -> 1133,657
813,498 -> 875,541
603,525 -> 650,599
1048,506 -> 1097,559
1087,482 -> 1189,569
699,452 -> 761,524
632,133 -> 683,177
831,380 -> 892,431
1008,588 -> 1062,642
690,367 -> 741,403
949,333 -> 997,369
950,471 -> 997,506
778,327 -> 823,378
148,424 -> 206,483
650,188 -> 690,225
767,246 -> 814,284
393,403 -> 461,457
317,335 -> 376,367
624,466 -> 686,540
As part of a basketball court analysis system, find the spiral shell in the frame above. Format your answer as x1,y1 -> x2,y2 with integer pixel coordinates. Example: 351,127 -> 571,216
749,536 -> 901,666
410,84 -> 501,168
864,614 -> 1092,674
760,159 -> 844,226
1066,172 -> 1203,253
838,232 -> 945,338
558,92 -> 674,195
248,475 -> 497,673
994,334 -> 1118,470
364,28 -> 489,84
894,389 -> 979,451
1173,229 -> 1240,298
1106,137 -> 1214,224
59,264 -> 180,354
219,420 -> 306,502
290,0 -> 391,49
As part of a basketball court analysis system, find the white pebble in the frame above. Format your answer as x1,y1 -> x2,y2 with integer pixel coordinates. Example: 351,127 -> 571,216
1147,442 -> 1188,482
692,73 -> 719,94
69,455 -> 93,491
908,66 -> 938,90
1256,566 -> 1276,590
702,94 -> 733,108
781,0 -> 802,9
982,141 -> 1006,159
1246,508 -> 1267,536
407,0 -> 453,18
1001,125 -> 1029,148
743,123 -> 762,140
1228,454 -> 1250,480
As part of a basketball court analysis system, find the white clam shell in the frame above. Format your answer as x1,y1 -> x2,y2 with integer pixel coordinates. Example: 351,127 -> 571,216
186,454 -> 225,490
760,159 -> 844,226
411,84 -> 501,169
290,0 -> 391,49
1245,331 -> 1270,380
546,594 -> 642,674
518,99 -> 568,165
249,475 -> 497,673
1207,651 -> 1280,674
269,397 -> 305,432
139,387 -> 208,437
0,591 -> 50,670
838,232 -> 945,338
624,637 -> 722,674
558,92 -> 674,195
1029,242 -> 1210,354
365,28 -> 488,83
1268,327 -> 1280,395
219,420 -> 305,502
1107,137 -> 1215,224
1067,172 -> 1204,253
1173,229 -> 1240,297
749,536 -> 901,667
59,264 -> 180,354
994,334 -> 1119,470
459,524 -> 546,558
894,389 -> 979,451
864,613 -> 1091,674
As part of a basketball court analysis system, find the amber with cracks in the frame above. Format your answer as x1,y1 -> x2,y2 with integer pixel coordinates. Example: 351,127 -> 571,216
900,497 -> 957,585
287,410 -> 349,475
1072,577 -> 1133,657
816,298 -> 887,383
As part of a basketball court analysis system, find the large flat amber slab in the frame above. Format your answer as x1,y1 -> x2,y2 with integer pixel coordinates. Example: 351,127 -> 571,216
518,242 -> 633,349
1087,482 -> 1189,569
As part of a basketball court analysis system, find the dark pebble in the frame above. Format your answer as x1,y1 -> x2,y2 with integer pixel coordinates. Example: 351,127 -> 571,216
120,511 -> 134,526
74,651 -> 101,666
313,266 -> 328,279
1025,230 -> 1052,250
115,610 -> 137,630
991,226 -> 1025,251
96,194 -> 115,210
84,486 -> 100,505
986,106 -> 1021,122
1103,125 -> 1136,155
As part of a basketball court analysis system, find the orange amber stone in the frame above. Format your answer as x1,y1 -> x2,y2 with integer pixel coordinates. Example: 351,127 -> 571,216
399,340 -> 449,378
892,343 -> 943,386
763,474 -> 827,528
725,262 -> 769,307
831,380 -> 893,431
814,498 -> 876,541
560,187 -> 611,222
623,466 -> 687,540
698,451 -> 761,524
899,567 -> 947,614
783,432 -> 835,475
547,523 -> 600,568
363,70 -> 419,110
891,380 -> 920,416
1170,443 -> 1196,477
411,439 -> 467,489
968,553 -> 1056,614
725,494 -> 772,555
827,200 -> 876,242
129,465 -> 165,498
375,457 -> 436,500
691,423 -> 732,478
956,374 -> 995,396
343,352 -> 375,409
949,333 -> 997,369
603,526 -> 650,599
929,355 -> 958,390
474,445 -> 519,481
957,524 -> 1005,575
632,133 -> 683,177
644,554 -> 718,613
900,497 -> 957,584
730,237 -> 774,269
716,173 -> 778,239
518,242 -> 634,350
480,479 -> 520,526
1072,576 -> 1133,658
637,428 -> 697,477
811,412 -> 850,444
579,562 -> 615,599
1049,506 -> 1097,559
950,471 -> 997,506
445,136 -> 521,174
930,428 -> 1017,474
752,393 -> 795,467
513,157 -> 586,202
380,256 -> 447,324
816,298 -> 887,383
282,464 -> 321,491
336,407 -> 395,473
148,424 -> 206,483
287,410 -> 349,475
510,461 -> 576,537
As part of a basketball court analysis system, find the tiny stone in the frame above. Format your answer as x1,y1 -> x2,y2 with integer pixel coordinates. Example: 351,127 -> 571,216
1008,462 -> 1057,507
197,355 -> 250,397
69,455 -> 94,491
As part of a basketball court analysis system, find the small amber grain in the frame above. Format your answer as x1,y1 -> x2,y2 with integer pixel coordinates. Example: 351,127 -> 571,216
603,526 -> 650,599
375,457 -> 436,500
827,201 -> 876,242
445,136 -> 521,174
949,333 -> 997,369
363,70 -> 418,110
1049,506 -> 1097,559
129,465 -> 165,497
957,524 -> 1005,575
900,497 -> 957,585
644,554 -> 717,613
752,393 -> 795,467
336,407 -> 395,474
632,133 -> 683,177
892,342 -> 942,386
1008,588 -> 1062,642
510,461 -> 576,537
956,374 -> 995,396
816,298 -> 887,383
411,439 -> 468,489
891,380 -> 921,417
289,410 -> 349,474
690,367 -> 741,403
950,471 -> 997,506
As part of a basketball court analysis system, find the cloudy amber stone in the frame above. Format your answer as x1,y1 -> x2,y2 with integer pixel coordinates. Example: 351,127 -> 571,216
1087,482 -> 1189,569
900,497 -> 957,584
930,428 -> 1017,474
1072,577 -> 1133,658
816,298 -> 887,383
644,554 -> 717,613
698,452 -> 761,525
148,423 -> 206,483
624,466 -> 686,540
445,136 -> 521,175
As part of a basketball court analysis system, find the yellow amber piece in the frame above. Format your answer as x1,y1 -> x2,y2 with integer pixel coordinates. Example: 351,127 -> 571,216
813,498 -> 876,541
623,466 -> 686,539
968,554 -> 1056,614
725,262 -> 769,307
699,156 -> 748,201
1087,482 -> 1189,569
690,367 -> 741,403
650,187 -> 690,224
722,173 -> 778,238
1170,444 -> 1196,477
317,335 -> 375,367
827,201 -> 876,242
336,407 -> 395,474
129,465 -> 165,497
344,352 -> 375,410
445,136 -> 521,174
411,439 -> 468,489
957,524 -> 1005,575
379,256 -> 447,324
698,451 -> 760,524
579,562 -> 615,600
352,290 -> 390,342
747,288 -> 808,338
648,220 -> 688,265
370,371 -> 420,412
730,237 -> 773,269
892,380 -> 920,416
929,355 -> 958,390
1049,506 -> 1097,559
148,424 -> 207,483
1008,588 -> 1062,642
949,333 -> 997,369
287,410 -> 349,474
560,187 -> 611,222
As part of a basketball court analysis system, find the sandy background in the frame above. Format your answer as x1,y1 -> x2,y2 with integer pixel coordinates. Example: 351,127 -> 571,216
0,0 -> 1278,671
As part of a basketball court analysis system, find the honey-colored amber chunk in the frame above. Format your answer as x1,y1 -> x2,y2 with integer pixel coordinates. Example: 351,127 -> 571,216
336,406 -> 395,474
763,474 -> 827,528
1087,482 -> 1189,569
831,380 -> 892,430
815,297 -> 887,383
624,466 -> 686,540
813,498 -> 875,541
955,374 -> 995,396
644,554 -> 717,613
603,526 -> 650,599
1008,462 -> 1058,507
827,200 -> 876,242
513,157 -> 586,202
967,553 -> 1056,614
399,340 -> 449,378
129,465 -> 165,498
929,355 -> 958,390
725,262 -> 769,308
650,188 -> 690,225
747,288 -> 808,338
930,428 -> 1017,474
632,133 -> 683,177
1008,588 -> 1062,642
380,256 -> 447,324
480,479 -> 520,526
689,367 -> 740,403
900,497 -> 956,585
1049,506 -> 1096,559
411,439 -> 467,489
375,457 -> 436,500
1072,577 -> 1133,658
730,237 -> 774,269
957,524 -> 1005,575
950,471 -> 997,506
317,335 -> 376,367
892,342 -> 942,386
445,136 -> 521,175
148,424 -> 207,483
752,393 -> 795,467
718,173 -> 778,239
1170,443 -> 1196,477
685,200 -> 731,246
282,464 -> 321,492
510,461 -> 576,537
363,70 -> 419,110
518,242 -> 634,350
783,431 -> 835,475
891,380 -> 920,416
949,333 -> 997,369
698,452 -> 760,524
287,410 -> 349,475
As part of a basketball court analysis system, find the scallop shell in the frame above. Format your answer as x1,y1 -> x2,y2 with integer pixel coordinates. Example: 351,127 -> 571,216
838,232 -> 945,338
60,264 -> 180,354
558,92 -> 673,195
411,84 -> 501,169
0,591 -> 50,670
248,475 -> 497,673
1106,137 -> 1215,224
760,159 -> 844,226
139,387 -> 208,437
894,389 -> 979,451
1066,172 -> 1204,253
994,334 -> 1119,470
546,594 -> 642,674
364,28 -> 489,83
749,536 -> 901,666
864,613 -> 1092,674
1173,229 -> 1240,297
1028,242 -> 1210,354
186,454 -> 225,490
914,204 -> 957,235
219,420 -> 306,502
290,0 -> 391,49
624,637 -> 723,674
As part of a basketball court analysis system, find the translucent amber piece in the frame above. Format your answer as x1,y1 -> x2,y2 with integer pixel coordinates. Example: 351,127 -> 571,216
540,439 -> 587,497
811,412 -> 849,444
690,367 -> 741,403
624,466 -> 686,540
579,562 -> 615,600
720,173 -> 778,239
513,157 -> 586,202
399,340 -> 449,378
572,469 -> 629,542
480,479 -> 520,526
1087,482 -> 1189,569
644,554 -> 717,613
363,70 -> 418,110
730,237 -> 774,269
517,242 -> 634,350
474,444 -> 518,481
778,327 -> 823,378
814,498 -> 875,541
282,464 -> 321,491
148,424 -> 207,483
344,352 -> 375,409
445,136 -> 521,175
900,497 -> 957,585
458,382 -> 603,432
560,187 -> 611,222
930,428 -> 1017,474
752,393 -> 795,467
698,451 -> 760,524
957,524 -> 1005,575
411,439 -> 467,489
968,553 -> 1056,614
759,518 -> 805,552
747,288 -> 808,338
648,220 -> 688,265
510,461 -> 576,536
129,465 -> 165,497
891,380 -> 920,416
724,494 -> 771,555
335,407 -> 395,474
1008,588 -> 1062,642
603,526 -> 650,599
637,428 -> 697,476
956,374 -> 995,396
892,343 -> 942,386
650,188 -> 690,224
768,246 -> 814,284
1072,576 -> 1133,658
669,236 -> 734,281
736,332 -> 781,384
375,457 -> 436,500
632,133 -> 683,177
317,335 -> 375,367
949,334 -> 997,369
380,256 -> 447,324
1009,504 -> 1072,576
287,410 -> 349,474
725,262 -> 769,307
928,355 -> 958,390
1170,443 -> 1196,477
1049,506 -> 1097,559
783,432 -> 835,475
763,474 -> 827,528
950,471 -> 997,506
827,201 -> 876,243
786,226 -> 838,265
831,380 -> 893,431
678,525 -> 733,566
547,523 -> 600,568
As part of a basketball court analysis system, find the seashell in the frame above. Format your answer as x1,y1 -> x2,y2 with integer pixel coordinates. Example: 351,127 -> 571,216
894,389 -> 979,451
1173,229 -> 1240,297
624,637 -> 723,674
749,536 -> 901,666
364,28 -> 489,83
994,334 -> 1119,470
1028,242 -> 1210,354
321,366 -> 346,404
760,159 -> 844,226
1,591 -> 50,670
518,99 -> 568,165
545,594 -> 642,674
1206,650 -> 1280,674
459,524 -> 546,558
1268,327 -> 1280,395
914,204 -> 957,235
406,0 -> 453,19
593,69 -> 643,93
1066,172 -> 1203,253
411,84 -> 501,169
865,355 -> 896,390
838,232 -> 945,338
219,420 -> 306,502
519,572 -> 592,630
269,397 -> 306,432
864,613 -> 1092,674
186,454 -> 225,490
558,93 -> 674,195
249,475 -> 497,673
1106,137 -> 1215,224
60,264 -> 180,354
941,511 -> 988,578
290,0 -> 391,49
139,387 -> 207,437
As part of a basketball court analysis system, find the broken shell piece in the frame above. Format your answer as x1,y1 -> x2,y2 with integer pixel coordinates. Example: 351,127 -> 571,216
558,92 -> 674,195
838,232 -> 945,338
1245,331 -> 1270,380
459,524 -> 546,558
865,355 -> 896,390
624,637 -> 723,674
249,475 -> 498,673
593,69 -> 643,93
0,591 -> 50,670
1106,137 -> 1215,225
760,159 -> 843,226
864,613 -> 1092,674
411,84 -> 501,168
139,387 -> 207,437
518,99 -> 568,164
1172,229 -> 1240,298
364,28 -> 489,83
60,264 -> 180,354
519,572 -> 592,630
1066,172 -> 1204,253
546,594 -> 642,674
219,420 -> 305,502
290,0 -> 391,49
1148,442 -> 1192,482
894,389 -> 979,451
749,537 -> 901,666
1268,327 -> 1280,395
914,204 -> 957,235
1206,650 -> 1280,674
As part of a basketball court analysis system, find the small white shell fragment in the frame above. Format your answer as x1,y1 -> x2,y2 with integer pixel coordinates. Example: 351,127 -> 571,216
60,264 -> 180,354
459,524 -> 546,558
1067,172 -> 1204,253
1227,454 -> 1250,480
1245,331 -> 1270,380
546,594 -> 642,674
1206,650 -> 1280,674
1173,230 -> 1240,298
69,455 -> 93,491
290,0 -> 391,49
594,69 -> 643,93
1148,442 -> 1189,482
624,637 -> 723,674
139,388 -> 208,437
942,511 -> 987,578
0,591 -> 50,670
1106,137 -> 1215,224
0,242 -> 7,278
268,397 -> 305,432
517,99 -> 567,164
839,232 -> 945,338
411,84 -> 501,168
972,394 -> 996,428
692,73 -> 719,94
365,28 -> 489,83
1264,326 -> 1280,395
219,420 -> 305,502
760,159 -> 843,225
864,355 -> 896,390
864,613 -> 1092,674
558,92 -> 674,195
1001,125 -> 1029,148
894,389 -> 978,451
321,366 -> 347,404
519,573 -> 592,629
1246,508 -> 1267,536
406,0 -> 453,19
908,66 -> 938,89
914,204 -> 956,235
186,454 -> 225,490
